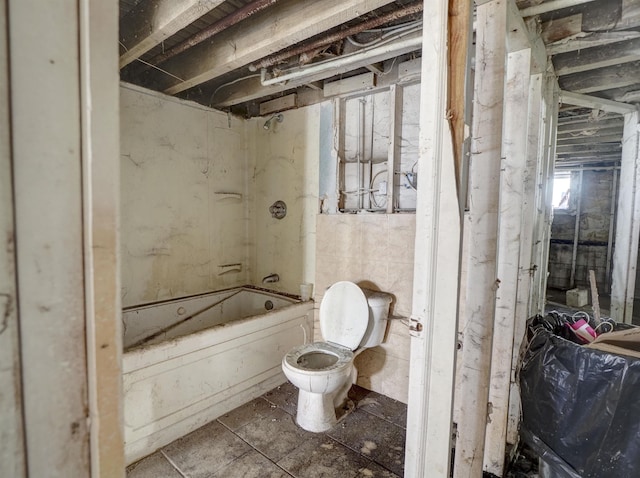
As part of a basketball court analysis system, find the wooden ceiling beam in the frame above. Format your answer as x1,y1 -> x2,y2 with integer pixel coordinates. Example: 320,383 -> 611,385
119,0 -> 225,68
558,118 -> 623,133
554,37 -> 640,76
147,0 -> 397,95
557,133 -> 623,144
556,143 -> 622,154
547,32 -> 640,56
559,61 -> 640,94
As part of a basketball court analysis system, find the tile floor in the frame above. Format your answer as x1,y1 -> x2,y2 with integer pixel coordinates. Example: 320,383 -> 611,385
127,383 -> 407,478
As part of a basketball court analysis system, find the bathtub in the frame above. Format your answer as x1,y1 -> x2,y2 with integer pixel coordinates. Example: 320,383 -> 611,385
122,286 -> 314,464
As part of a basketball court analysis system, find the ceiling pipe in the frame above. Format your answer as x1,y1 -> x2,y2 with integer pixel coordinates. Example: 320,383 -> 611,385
520,0 -> 598,17
248,1 -> 423,72
259,29 -> 422,86
150,0 -> 279,66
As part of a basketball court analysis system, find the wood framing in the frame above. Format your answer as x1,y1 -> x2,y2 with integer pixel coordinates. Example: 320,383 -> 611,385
8,0 -> 122,475
81,0 -> 124,475
119,0 -> 225,68
405,0 -> 461,476
611,111 -> 640,323
453,0 -> 506,475
483,46 -> 532,477
560,90 -> 636,115
149,0 -> 396,95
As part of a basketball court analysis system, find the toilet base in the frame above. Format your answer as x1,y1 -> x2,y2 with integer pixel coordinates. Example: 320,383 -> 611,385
295,389 -> 340,433
295,389 -> 356,432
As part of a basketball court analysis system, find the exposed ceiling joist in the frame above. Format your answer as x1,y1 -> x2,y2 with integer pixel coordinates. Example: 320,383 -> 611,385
556,143 -> 622,154
557,133 -> 623,144
560,90 -> 635,114
558,120 -> 624,134
519,0 -> 598,18
119,0 -> 225,68
554,37 -> 640,76
547,32 -> 640,56
560,61 -> 640,95
147,0 -> 397,95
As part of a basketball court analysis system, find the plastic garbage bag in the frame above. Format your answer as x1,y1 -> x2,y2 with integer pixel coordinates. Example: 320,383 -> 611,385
519,317 -> 640,478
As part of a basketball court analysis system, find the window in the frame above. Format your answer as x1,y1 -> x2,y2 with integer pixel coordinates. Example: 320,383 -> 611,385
552,171 -> 571,209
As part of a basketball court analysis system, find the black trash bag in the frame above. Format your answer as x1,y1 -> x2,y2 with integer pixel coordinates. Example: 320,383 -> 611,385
519,318 -> 640,478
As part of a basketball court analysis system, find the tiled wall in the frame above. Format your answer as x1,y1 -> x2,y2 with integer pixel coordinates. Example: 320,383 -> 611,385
315,213 -> 415,403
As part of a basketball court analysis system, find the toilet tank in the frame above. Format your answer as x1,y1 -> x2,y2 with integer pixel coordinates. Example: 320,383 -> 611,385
360,289 -> 393,348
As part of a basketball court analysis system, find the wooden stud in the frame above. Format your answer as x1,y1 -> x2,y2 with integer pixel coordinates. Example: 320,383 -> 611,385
611,111 -> 640,323
405,0 -> 461,476
453,1 -> 506,476
483,46 -> 532,477
81,0 -> 124,474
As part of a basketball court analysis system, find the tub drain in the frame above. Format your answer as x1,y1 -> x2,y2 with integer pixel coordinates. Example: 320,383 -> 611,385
264,300 -> 274,311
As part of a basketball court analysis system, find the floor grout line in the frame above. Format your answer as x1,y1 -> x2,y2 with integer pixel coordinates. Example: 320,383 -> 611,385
217,418 -> 296,477
160,450 -> 189,478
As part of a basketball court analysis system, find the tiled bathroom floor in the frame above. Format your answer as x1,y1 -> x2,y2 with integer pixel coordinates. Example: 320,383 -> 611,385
127,382 -> 407,478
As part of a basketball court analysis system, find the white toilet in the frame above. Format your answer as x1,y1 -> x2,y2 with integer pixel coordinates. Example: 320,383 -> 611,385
282,281 -> 393,432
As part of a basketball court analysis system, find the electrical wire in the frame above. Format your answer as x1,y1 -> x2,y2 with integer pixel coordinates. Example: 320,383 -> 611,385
209,74 -> 262,106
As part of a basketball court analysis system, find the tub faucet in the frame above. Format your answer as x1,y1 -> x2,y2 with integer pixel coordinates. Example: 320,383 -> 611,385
262,273 -> 279,284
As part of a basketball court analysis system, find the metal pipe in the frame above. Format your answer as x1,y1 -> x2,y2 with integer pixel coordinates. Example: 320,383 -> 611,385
570,167 -> 584,288
520,0 -> 598,18
606,169 -> 618,291
259,30 -> 422,86
248,2 -> 423,72
151,0 -> 279,66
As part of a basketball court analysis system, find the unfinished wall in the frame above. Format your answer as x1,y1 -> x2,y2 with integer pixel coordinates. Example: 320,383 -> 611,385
248,105 -> 320,295
120,84 -> 249,307
548,169 -> 617,292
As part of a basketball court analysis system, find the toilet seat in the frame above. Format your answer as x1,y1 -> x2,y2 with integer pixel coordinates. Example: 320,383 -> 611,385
319,281 -> 369,350
283,342 -> 353,374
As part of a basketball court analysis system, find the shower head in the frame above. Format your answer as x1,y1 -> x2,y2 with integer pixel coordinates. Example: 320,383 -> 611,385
263,113 -> 284,130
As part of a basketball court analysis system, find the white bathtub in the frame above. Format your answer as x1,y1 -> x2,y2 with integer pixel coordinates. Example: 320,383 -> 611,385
122,287 -> 314,464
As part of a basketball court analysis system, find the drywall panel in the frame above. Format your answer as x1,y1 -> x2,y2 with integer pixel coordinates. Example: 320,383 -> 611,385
120,84 -> 248,307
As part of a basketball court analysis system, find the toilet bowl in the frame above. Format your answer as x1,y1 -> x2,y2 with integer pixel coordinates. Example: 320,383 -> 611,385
282,281 -> 392,432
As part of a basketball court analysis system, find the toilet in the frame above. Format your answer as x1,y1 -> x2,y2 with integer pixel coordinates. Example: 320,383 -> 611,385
281,281 -> 393,432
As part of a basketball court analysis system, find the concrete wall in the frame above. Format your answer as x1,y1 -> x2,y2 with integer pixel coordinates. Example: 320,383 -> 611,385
548,169 -> 617,292
120,84 -> 249,307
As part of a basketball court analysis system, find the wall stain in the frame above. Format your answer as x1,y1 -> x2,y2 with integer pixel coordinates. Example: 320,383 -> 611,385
0,293 -> 12,335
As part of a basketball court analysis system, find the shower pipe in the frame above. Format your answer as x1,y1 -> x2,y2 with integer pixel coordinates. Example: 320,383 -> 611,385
248,1 -> 423,72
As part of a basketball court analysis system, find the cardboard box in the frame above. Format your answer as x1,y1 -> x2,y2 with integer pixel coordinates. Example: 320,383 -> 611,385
587,327 -> 640,358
